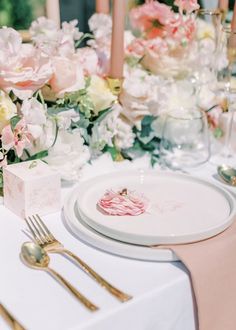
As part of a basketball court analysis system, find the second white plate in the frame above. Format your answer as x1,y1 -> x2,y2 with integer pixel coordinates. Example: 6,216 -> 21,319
77,170 -> 236,245
63,184 -> 178,262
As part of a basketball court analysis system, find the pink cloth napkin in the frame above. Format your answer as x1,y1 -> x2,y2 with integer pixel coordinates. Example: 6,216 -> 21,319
162,217 -> 236,330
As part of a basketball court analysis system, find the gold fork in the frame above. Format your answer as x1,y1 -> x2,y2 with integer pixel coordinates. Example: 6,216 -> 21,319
0,303 -> 26,330
25,215 -> 132,302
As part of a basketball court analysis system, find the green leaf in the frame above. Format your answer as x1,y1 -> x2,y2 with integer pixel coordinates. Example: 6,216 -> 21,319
85,76 -> 91,89
122,140 -> 147,160
10,115 -> 21,130
126,56 -> 144,68
93,107 -> 113,125
79,127 -> 90,144
104,146 -> 123,161
139,115 -> 155,138
47,106 -> 74,116
50,124 -> 59,149
26,150 -> 48,161
151,154 -> 160,167
136,131 -> 156,144
214,127 -> 224,138
75,33 -> 94,48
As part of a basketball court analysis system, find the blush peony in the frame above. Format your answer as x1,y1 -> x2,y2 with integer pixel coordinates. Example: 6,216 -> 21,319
0,28 -> 53,100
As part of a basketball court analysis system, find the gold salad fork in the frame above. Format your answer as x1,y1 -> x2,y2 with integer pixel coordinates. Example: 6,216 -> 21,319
25,215 -> 132,302
0,303 -> 26,330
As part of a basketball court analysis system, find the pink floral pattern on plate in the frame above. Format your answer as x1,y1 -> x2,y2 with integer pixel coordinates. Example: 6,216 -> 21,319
97,188 -> 149,216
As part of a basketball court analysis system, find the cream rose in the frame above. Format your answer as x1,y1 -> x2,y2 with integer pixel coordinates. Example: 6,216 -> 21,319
87,75 -> 117,115
0,91 -> 17,132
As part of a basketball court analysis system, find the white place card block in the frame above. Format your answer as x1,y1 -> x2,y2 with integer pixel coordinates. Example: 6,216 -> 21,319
3,160 -> 61,218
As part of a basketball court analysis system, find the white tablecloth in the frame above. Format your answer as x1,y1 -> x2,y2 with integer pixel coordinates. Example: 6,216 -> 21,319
0,154 -> 235,330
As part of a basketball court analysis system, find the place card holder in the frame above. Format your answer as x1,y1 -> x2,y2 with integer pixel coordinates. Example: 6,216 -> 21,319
3,160 -> 61,218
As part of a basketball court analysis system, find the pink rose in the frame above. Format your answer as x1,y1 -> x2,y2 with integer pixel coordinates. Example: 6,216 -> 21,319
129,1 -> 175,39
1,119 -> 33,157
0,28 -> 53,100
174,0 -> 200,14
49,55 -> 85,97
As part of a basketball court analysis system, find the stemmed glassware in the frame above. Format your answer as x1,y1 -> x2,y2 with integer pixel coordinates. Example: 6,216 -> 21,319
190,9 -> 223,88
210,27 -> 236,164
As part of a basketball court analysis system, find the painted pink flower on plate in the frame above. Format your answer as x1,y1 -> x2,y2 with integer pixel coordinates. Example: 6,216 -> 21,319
97,188 -> 149,216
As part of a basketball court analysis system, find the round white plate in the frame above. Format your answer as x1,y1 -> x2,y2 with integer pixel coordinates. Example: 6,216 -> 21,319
63,184 -> 179,262
77,170 -> 236,245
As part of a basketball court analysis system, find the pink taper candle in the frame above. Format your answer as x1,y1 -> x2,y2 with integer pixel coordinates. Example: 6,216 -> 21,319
232,1 -> 236,31
46,0 -> 60,28
96,0 -> 110,14
218,0 -> 229,12
109,0 -> 126,79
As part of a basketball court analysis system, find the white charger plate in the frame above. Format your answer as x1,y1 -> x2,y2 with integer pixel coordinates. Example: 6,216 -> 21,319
63,184 -> 179,262
77,171 -> 236,245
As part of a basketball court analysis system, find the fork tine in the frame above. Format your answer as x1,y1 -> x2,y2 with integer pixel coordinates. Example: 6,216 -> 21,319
35,214 -> 56,241
32,215 -> 53,243
28,216 -> 48,244
25,217 -> 43,245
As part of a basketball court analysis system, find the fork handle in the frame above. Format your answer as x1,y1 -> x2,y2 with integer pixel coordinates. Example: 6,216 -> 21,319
58,249 -> 132,302
46,267 -> 98,311
0,304 -> 26,330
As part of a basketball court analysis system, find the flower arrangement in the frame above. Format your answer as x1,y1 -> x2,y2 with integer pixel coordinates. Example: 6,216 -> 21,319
89,0 -> 225,162
0,0 -> 227,191
0,18 -> 120,185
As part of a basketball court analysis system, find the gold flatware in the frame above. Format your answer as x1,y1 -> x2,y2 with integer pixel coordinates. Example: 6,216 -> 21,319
217,164 -> 236,186
25,215 -> 132,302
21,242 -> 98,311
0,303 -> 26,330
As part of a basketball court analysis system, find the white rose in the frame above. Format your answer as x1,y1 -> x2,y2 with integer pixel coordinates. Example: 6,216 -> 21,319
120,69 -> 161,128
159,80 -> 196,113
21,97 -> 47,139
0,91 -> 17,132
46,129 -> 90,181
26,118 -> 56,156
56,109 -> 80,129
142,47 -> 195,78
88,13 -> 112,39
21,97 -> 46,125
87,75 -> 117,115
90,103 -> 134,152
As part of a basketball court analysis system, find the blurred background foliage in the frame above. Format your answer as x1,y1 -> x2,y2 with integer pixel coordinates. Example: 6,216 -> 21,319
0,0 -> 44,29
0,0 -> 235,30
